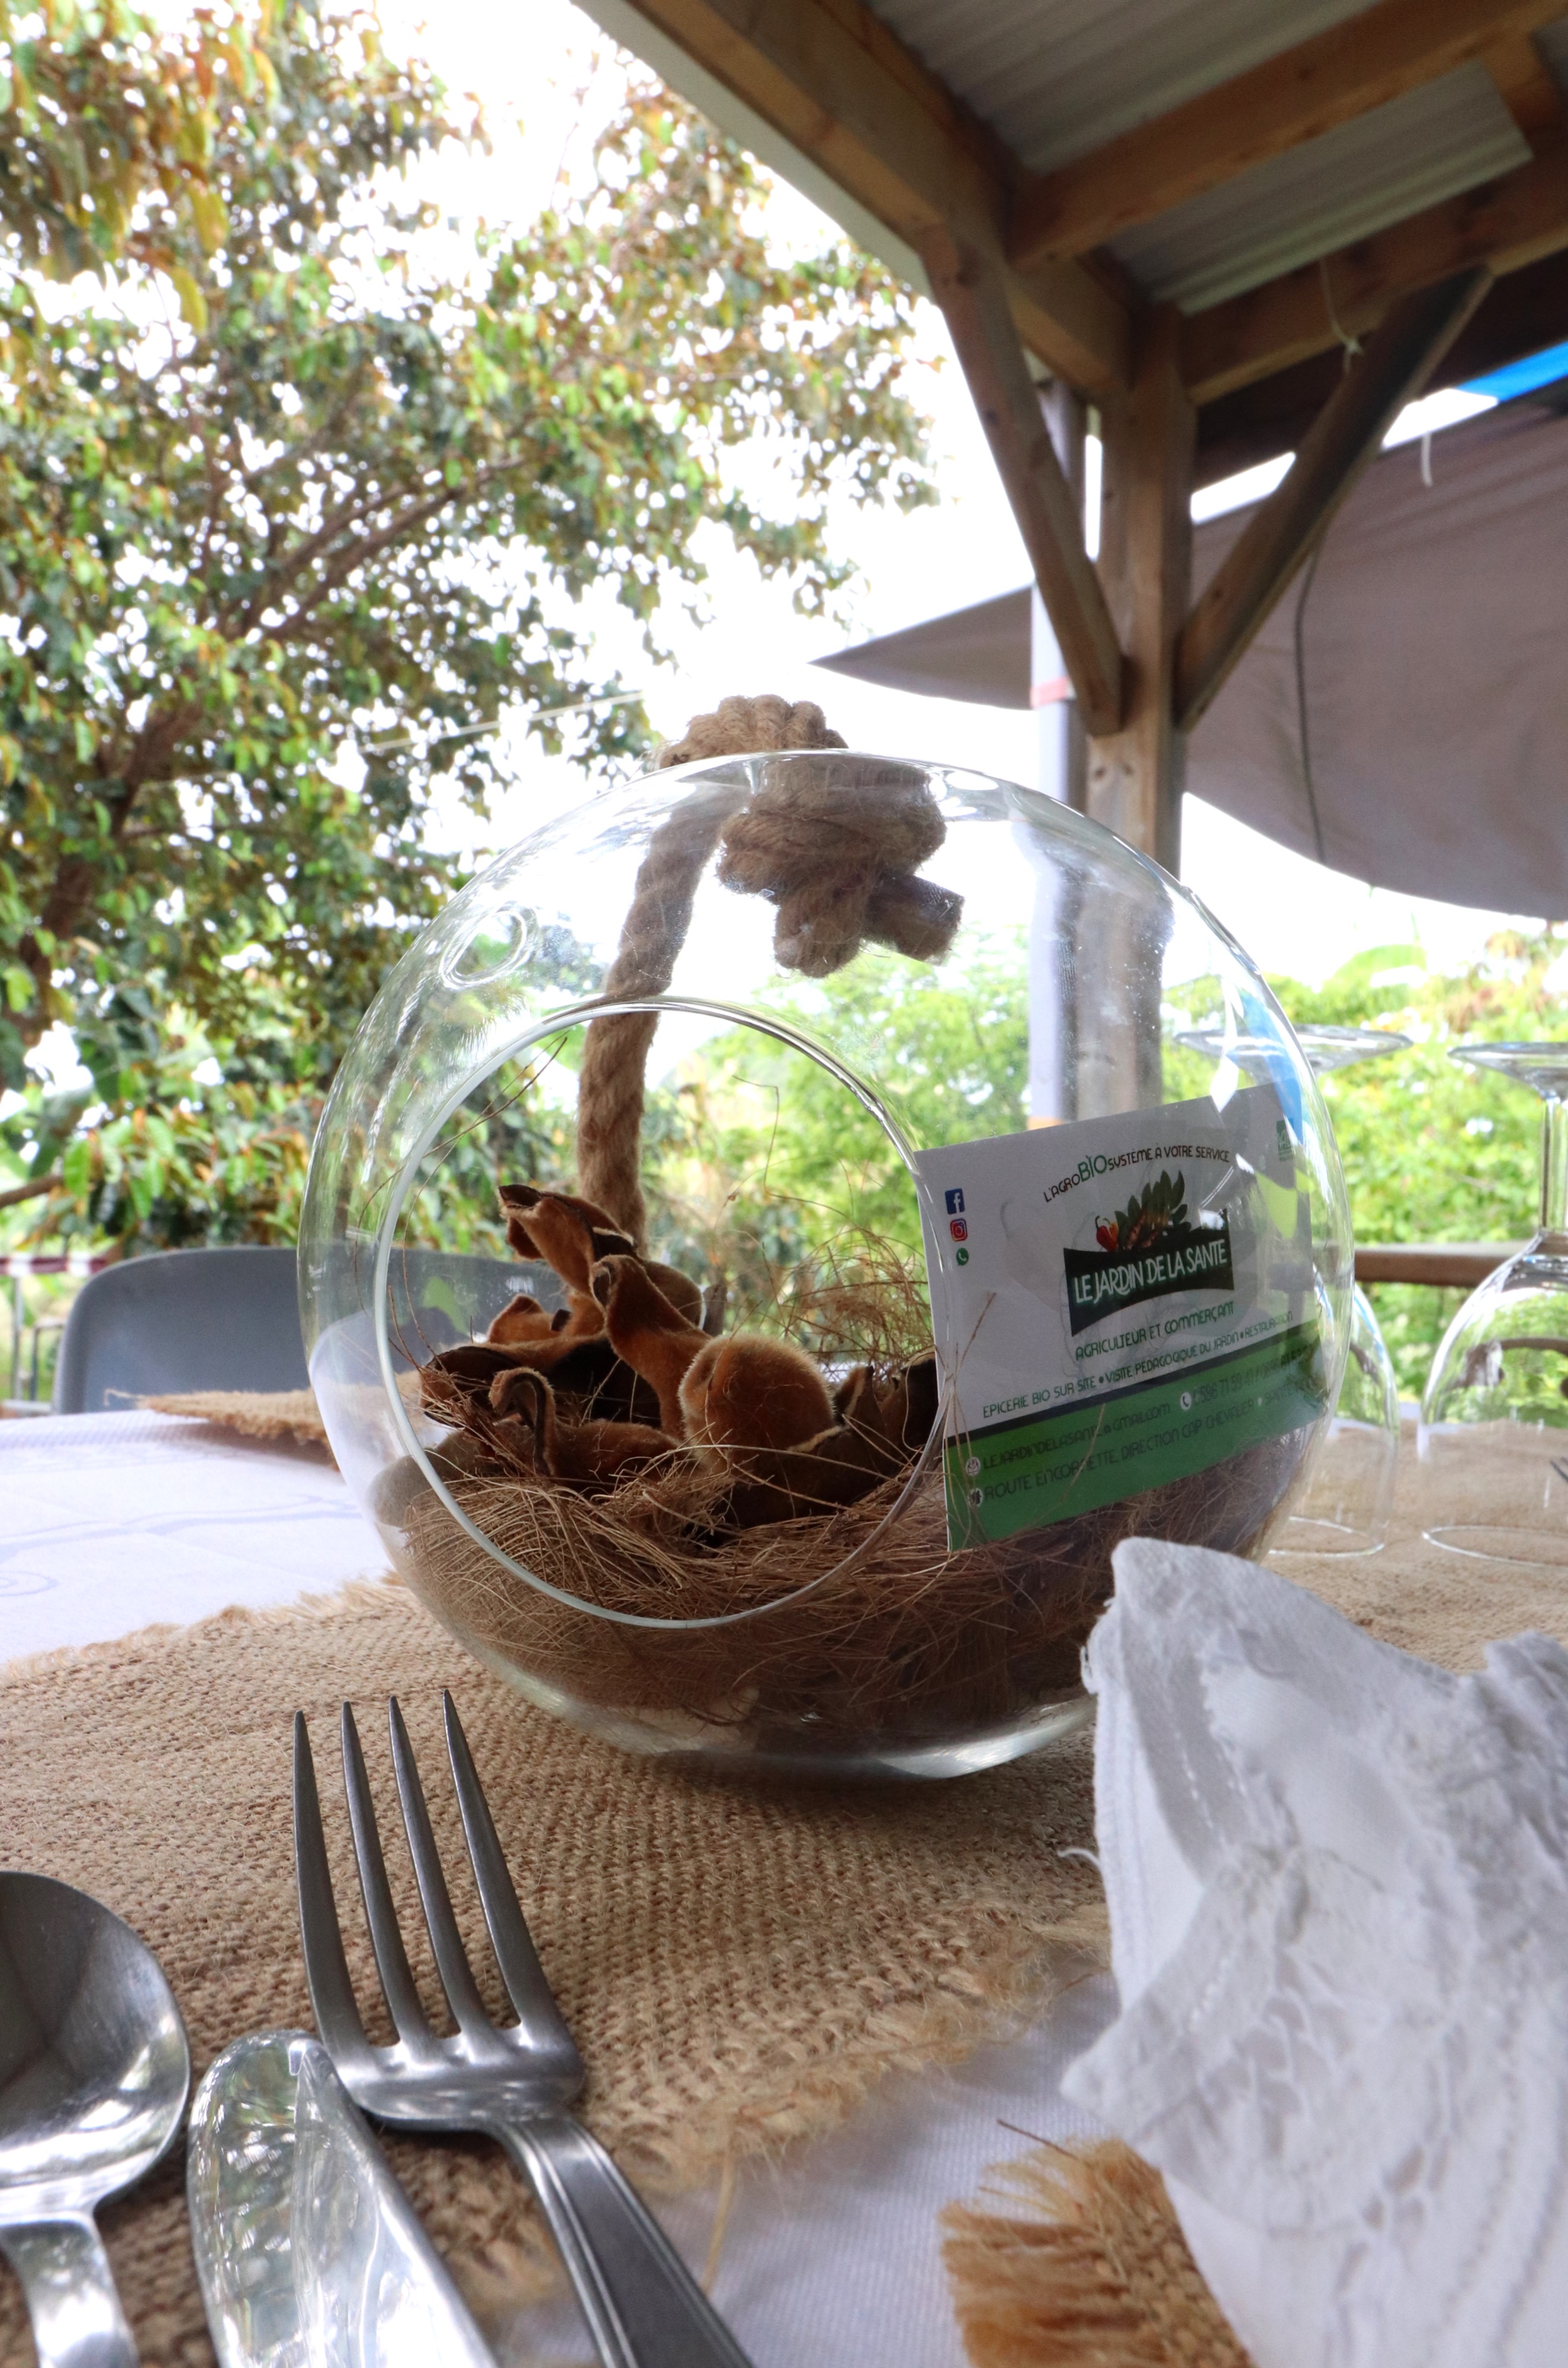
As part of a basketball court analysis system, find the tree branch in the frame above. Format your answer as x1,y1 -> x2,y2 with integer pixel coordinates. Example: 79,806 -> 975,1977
264,464 -> 523,645
0,1171 -> 62,1210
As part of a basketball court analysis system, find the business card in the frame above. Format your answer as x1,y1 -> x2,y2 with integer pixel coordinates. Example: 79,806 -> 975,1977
914,1085 -> 1325,1546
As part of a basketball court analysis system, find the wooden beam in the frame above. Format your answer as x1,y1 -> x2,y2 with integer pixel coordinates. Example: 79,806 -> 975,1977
1176,269 -> 1490,732
1087,308 -> 1194,869
605,0 -> 1130,391
1185,137 -> 1568,403
920,227 -> 1123,737
1483,29 -> 1566,143
1195,248 -> 1568,489
1357,1242 -> 1519,1286
1010,0 -> 1568,268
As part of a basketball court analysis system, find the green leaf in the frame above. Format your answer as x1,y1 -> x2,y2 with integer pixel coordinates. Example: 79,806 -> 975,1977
189,187 -> 228,257
169,266 -> 208,333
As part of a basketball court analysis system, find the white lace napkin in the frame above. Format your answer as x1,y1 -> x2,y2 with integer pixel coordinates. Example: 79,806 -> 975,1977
1062,1537 -> 1568,2368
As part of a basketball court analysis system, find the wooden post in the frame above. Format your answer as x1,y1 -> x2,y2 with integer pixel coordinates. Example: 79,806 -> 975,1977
918,226 -> 1125,735
1087,307 -> 1194,873
1036,379 -> 1089,812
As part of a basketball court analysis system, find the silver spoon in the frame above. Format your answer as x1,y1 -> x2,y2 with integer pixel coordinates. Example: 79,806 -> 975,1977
0,1871 -> 190,2368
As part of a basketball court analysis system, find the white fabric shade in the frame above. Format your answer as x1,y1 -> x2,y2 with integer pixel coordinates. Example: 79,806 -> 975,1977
816,390 -> 1568,915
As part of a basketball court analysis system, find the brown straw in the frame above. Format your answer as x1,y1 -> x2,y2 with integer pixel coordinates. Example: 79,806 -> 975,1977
943,2142 -> 1253,2368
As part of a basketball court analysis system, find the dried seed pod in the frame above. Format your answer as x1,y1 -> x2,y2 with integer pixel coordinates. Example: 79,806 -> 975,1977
678,1334 -> 833,1454
719,1422 -> 905,1527
420,1341 -> 524,1424
594,1253 -> 708,1435
498,1183 -> 634,1268
486,1291 -> 557,1347
595,1254 -> 836,1453
492,1367 -> 672,1489
496,1183 -> 705,1331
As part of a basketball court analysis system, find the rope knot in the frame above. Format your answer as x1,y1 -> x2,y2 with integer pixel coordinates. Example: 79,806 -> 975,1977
656,694 -> 845,768
578,698 -> 963,1241
716,757 -> 963,978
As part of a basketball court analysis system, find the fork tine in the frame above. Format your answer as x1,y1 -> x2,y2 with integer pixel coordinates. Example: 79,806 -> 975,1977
442,1692 -> 571,2041
385,1696 -> 493,2034
292,1711 -> 372,2061
340,1702 -> 433,2045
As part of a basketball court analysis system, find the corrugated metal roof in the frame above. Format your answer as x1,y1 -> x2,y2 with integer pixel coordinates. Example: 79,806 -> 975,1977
879,0 -> 1373,174
876,2 -> 1542,315
1110,65 -> 1530,313
595,0 -> 1568,334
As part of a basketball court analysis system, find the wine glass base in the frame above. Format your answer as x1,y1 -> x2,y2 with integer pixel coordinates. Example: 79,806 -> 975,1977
1270,1518 -> 1386,1558
1421,1522 -> 1568,1569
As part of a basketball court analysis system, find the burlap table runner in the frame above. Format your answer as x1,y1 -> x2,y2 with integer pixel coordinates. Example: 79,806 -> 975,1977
142,1387 -> 330,1448
0,1573 -> 1108,2365
4,1424 -> 1563,2367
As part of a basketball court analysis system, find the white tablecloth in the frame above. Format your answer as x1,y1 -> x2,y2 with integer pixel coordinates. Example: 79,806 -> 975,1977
0,1409 -> 1112,2368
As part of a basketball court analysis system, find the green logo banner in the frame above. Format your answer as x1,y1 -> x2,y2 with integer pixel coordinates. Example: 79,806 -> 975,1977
1062,1218 -> 1235,1336
946,1322 -> 1325,1547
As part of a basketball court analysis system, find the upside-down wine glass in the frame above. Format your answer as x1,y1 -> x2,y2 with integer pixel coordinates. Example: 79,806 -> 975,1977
1419,1042 -> 1568,1566
1181,1021 -> 1409,1554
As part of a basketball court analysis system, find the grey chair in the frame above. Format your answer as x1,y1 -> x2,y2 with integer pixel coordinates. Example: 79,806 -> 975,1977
53,1243 -> 534,1413
54,1245 -> 309,1412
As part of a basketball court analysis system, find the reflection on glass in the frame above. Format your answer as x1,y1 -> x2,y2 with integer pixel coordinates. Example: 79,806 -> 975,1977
1180,1021 -> 1410,1555
1420,1043 -> 1568,1566
187,2030 -> 491,2368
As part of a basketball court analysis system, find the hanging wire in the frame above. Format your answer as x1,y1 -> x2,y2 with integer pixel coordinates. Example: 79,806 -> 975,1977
159,687 -> 648,793
1293,535 -> 1329,866
360,686 -> 646,757
1318,256 -> 1363,373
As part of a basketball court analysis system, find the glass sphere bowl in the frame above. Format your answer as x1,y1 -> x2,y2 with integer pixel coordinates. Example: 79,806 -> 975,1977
298,751 -> 1351,1778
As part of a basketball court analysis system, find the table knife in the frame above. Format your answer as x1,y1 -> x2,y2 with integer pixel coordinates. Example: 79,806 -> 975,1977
187,2029 -> 494,2367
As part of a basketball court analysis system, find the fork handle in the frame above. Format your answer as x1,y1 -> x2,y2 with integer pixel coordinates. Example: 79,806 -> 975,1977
0,2216 -> 139,2368
493,2112 -> 754,2368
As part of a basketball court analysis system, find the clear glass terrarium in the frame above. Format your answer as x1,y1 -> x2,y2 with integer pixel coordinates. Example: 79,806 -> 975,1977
298,750 -> 1351,1778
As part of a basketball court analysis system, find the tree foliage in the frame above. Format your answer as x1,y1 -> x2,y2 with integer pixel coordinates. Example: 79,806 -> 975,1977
0,0 -> 266,285
1265,932 -> 1568,1393
0,0 -> 933,1245
638,941 -> 1029,1310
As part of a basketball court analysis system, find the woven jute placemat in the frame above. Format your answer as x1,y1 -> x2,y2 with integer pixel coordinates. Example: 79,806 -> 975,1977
4,1427 -> 1560,2367
142,1386 -> 330,1448
0,1573 -> 1108,2366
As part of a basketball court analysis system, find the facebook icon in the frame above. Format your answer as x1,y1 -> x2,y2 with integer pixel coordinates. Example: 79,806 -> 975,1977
944,1187 -> 964,1214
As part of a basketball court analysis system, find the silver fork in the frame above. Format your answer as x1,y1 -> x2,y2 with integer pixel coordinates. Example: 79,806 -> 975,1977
292,1692 -> 754,2368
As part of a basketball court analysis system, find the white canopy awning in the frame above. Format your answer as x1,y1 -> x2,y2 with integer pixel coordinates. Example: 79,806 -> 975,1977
817,388 -> 1568,915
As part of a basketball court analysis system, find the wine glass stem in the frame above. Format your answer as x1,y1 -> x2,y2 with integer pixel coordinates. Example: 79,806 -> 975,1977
1541,1094 -> 1568,1241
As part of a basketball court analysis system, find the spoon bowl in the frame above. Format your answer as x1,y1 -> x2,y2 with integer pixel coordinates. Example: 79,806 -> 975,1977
0,1871 -> 189,2367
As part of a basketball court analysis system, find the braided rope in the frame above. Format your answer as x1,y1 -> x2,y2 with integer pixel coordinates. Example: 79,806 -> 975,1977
574,694 -> 962,1248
